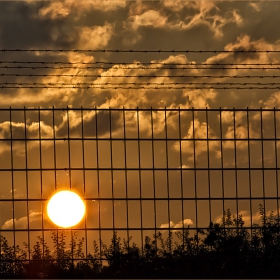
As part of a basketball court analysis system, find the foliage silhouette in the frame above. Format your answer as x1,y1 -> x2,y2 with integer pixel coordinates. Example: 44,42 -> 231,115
1,204 -> 280,278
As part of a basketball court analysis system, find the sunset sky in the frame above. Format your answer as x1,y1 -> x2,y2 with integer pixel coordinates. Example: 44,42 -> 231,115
0,0 -> 280,253
0,0 -> 280,109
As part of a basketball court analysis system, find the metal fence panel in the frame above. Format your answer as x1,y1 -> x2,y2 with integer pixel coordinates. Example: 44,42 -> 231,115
0,107 -> 279,261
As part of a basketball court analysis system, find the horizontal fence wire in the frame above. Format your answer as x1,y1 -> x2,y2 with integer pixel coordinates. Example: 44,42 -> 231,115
0,107 -> 280,263
1,66 -> 280,70
2,74 -> 280,79
0,49 -> 279,92
3,82 -> 280,85
1,80 -> 280,89
2,61 -> 280,65
1,49 -> 280,53
1,86 -> 280,90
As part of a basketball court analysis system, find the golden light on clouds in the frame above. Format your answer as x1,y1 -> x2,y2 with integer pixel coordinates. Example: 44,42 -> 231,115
47,190 -> 86,228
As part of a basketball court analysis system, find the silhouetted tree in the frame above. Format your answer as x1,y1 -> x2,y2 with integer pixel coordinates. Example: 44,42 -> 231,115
2,204 -> 280,278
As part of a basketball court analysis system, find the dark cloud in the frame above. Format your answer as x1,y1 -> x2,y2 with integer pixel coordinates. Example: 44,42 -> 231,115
235,1 -> 280,43
0,2 -> 55,48
55,109 -> 122,138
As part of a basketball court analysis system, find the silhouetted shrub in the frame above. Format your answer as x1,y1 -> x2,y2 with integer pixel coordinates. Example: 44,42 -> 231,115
1,204 -> 280,278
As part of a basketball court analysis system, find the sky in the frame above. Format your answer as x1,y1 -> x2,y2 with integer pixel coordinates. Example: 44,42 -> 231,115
0,0 -> 280,253
0,0 -> 280,108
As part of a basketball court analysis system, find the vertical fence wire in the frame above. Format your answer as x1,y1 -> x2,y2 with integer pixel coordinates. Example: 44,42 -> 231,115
38,107 -> 45,266
206,108 -> 212,226
178,108 -> 185,247
9,107 -> 16,256
109,108 -> 116,248
274,108 -> 280,225
81,107 -> 88,258
233,109 -> 239,221
164,108 -> 171,238
66,107 -> 74,263
23,107 -> 31,260
219,109 -> 225,227
52,107 -> 59,255
260,108 -> 266,224
192,108 -> 199,244
95,108 -> 102,262
247,108 -> 253,233
123,108 -> 130,251
150,108 -> 158,252
136,108 -> 144,254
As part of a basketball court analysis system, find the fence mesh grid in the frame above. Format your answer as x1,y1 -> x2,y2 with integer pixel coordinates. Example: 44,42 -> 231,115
0,107 -> 279,261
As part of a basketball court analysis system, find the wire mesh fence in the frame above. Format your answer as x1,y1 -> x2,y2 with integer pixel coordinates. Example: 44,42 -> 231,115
0,107 -> 280,269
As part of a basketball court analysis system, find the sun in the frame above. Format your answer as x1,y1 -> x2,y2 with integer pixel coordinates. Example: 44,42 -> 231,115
47,190 -> 86,228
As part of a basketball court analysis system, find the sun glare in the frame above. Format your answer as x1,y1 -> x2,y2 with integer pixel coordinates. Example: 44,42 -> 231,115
47,190 -> 86,228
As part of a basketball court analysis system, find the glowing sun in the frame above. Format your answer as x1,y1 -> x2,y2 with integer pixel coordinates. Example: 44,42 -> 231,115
47,190 -> 86,228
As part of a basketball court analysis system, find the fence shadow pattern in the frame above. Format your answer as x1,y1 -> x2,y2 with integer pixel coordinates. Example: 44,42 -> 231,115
0,107 -> 280,269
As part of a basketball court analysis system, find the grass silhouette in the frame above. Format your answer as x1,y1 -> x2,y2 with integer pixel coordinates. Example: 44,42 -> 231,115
1,204 -> 280,278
